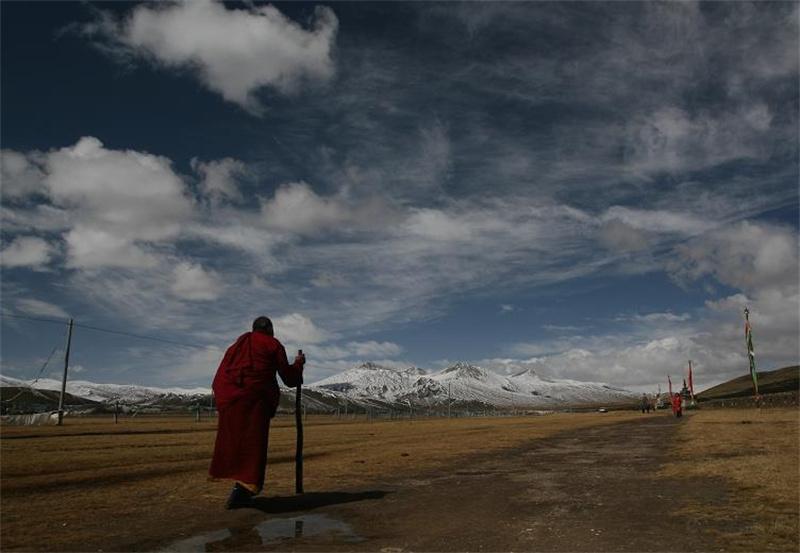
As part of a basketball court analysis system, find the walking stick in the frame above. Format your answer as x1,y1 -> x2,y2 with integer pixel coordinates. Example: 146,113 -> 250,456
295,349 -> 304,494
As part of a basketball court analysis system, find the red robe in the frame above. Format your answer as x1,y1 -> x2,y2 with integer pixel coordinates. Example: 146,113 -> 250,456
209,331 -> 302,491
671,393 -> 682,416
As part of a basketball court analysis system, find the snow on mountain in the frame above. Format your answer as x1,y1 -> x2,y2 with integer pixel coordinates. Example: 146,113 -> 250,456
0,375 -> 210,404
310,362 -> 426,401
1,359 -> 636,410
507,367 -> 634,404
397,362 -> 636,407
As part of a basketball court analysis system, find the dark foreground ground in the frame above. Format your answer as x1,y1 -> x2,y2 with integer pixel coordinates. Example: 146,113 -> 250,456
153,416 -> 730,552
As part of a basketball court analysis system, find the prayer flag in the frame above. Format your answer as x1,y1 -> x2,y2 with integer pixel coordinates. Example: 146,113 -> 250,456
744,308 -> 759,396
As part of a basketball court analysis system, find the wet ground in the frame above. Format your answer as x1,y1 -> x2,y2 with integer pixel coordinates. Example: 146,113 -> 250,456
153,415 -> 728,552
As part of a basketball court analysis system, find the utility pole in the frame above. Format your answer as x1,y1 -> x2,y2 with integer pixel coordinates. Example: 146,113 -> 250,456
57,318 -> 74,426
295,349 -> 304,495
447,382 -> 451,419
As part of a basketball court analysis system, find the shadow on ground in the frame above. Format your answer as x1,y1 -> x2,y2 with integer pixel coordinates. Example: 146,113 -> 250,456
250,490 -> 391,514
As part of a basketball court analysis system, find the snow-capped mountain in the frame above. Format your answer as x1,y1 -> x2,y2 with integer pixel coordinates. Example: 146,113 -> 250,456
311,362 -> 426,401
395,362 -> 635,408
0,375 -> 210,405
1,360 -> 636,412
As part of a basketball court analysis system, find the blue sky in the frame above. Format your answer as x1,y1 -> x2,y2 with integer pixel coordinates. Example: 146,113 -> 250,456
1,1 -> 798,392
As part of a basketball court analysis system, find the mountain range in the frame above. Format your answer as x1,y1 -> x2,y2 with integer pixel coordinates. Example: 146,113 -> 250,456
1,362 -> 636,413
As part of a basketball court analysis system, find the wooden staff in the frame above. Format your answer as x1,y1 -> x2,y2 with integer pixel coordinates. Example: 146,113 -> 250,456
295,349 -> 304,494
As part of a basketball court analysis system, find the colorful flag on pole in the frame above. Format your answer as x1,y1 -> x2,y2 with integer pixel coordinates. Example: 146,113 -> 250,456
668,375 -> 673,396
744,307 -> 759,396
688,360 -> 694,399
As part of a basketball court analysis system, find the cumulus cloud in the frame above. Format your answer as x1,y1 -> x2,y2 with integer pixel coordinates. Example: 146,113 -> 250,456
84,0 -> 338,114
1,236 -> 55,269
259,181 -> 393,236
1,149 -> 45,199
170,262 -> 222,301
64,226 -> 158,269
2,136 -> 195,270
261,181 -> 346,234
670,221 -> 798,294
272,313 -> 329,345
2,138 -> 270,271
45,137 -> 191,242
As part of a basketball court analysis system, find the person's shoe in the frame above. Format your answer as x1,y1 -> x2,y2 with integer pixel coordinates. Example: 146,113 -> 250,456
225,483 -> 255,510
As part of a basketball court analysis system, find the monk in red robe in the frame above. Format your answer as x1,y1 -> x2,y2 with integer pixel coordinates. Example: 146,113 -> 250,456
209,316 -> 304,509
671,392 -> 683,418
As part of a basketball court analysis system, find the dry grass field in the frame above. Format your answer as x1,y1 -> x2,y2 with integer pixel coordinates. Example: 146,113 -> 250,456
1,411 -> 642,551
662,408 -> 800,552
2,408 -> 797,552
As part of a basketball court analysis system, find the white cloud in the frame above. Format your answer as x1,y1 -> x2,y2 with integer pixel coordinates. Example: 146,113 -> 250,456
670,221 -> 798,293
15,298 -> 69,319
308,340 -> 403,361
88,0 -> 338,114
506,221 -> 799,390
64,226 -> 158,269
192,157 -> 246,205
1,204 -> 72,233
624,104 -> 776,176
403,208 -> 473,242
45,137 -> 191,242
261,182 -> 346,235
623,312 -> 692,323
597,219 -> 651,252
184,222 -> 283,260
8,136 -> 195,270
601,206 -> 712,236
170,262 -> 221,301
346,340 -> 403,358
1,236 -> 55,269
1,149 -> 45,199
272,313 -> 329,345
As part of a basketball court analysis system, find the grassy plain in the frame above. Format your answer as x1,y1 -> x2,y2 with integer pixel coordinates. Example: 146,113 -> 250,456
661,408 -> 799,552
1,411 -> 641,551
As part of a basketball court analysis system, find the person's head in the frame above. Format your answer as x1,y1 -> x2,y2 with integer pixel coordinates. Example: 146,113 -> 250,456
252,316 -> 274,336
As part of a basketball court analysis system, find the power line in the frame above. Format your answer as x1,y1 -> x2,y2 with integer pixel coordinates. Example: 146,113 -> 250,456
1,313 -> 217,350
1,343 -> 63,404
73,322 -> 215,350
1,313 -> 67,326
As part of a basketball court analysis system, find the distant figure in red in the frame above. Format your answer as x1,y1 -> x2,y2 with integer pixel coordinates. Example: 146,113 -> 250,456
671,393 -> 683,418
209,316 -> 304,509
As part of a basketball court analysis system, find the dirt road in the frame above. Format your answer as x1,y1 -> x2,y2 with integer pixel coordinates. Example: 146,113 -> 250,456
154,415 -> 728,552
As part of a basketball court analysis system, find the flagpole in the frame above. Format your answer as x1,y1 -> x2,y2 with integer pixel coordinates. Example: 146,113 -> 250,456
744,307 -> 760,405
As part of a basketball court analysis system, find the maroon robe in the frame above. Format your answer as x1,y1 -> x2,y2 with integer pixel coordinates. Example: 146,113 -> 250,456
209,331 -> 302,491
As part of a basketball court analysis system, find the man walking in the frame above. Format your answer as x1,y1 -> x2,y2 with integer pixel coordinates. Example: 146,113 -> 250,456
209,316 -> 305,508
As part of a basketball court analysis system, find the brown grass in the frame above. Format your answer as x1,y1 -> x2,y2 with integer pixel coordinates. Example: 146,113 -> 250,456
661,408 -> 800,552
1,411 -> 641,551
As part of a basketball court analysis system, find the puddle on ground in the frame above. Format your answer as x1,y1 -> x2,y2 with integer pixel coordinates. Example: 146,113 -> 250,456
164,514 -> 364,552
